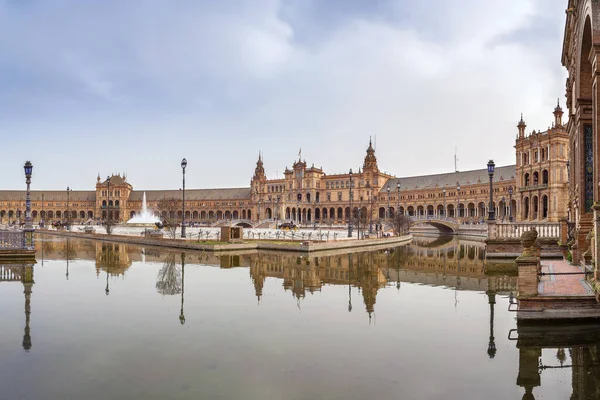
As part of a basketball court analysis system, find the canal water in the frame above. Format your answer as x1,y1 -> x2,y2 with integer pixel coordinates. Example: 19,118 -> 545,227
0,235 -> 598,399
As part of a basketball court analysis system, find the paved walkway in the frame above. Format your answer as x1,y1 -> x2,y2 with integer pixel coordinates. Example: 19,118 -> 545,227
539,259 -> 594,296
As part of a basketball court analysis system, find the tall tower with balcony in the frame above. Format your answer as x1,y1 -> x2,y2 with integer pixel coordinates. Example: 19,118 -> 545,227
514,102 -> 569,222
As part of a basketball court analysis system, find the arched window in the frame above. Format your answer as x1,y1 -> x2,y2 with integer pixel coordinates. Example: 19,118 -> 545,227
542,170 -> 549,185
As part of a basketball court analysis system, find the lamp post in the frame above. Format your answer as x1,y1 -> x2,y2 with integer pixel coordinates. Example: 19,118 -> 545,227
443,187 -> 446,217
23,161 -> 34,248
41,193 -> 44,228
456,183 -> 461,220
386,186 -> 391,219
487,160 -> 496,221
508,186 -> 513,222
348,169 -> 353,238
66,186 -> 70,231
107,176 -> 111,232
181,158 -> 187,238
396,181 -> 401,218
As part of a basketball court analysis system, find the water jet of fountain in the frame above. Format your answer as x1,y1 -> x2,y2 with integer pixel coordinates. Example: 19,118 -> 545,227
127,192 -> 161,225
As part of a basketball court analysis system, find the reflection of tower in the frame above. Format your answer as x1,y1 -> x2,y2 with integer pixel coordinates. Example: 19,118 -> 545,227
179,253 -> 186,325
249,256 -> 266,303
22,264 -> 34,351
486,291 -> 496,359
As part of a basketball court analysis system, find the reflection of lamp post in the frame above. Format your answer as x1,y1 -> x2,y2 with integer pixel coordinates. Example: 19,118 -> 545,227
66,237 -> 70,280
179,253 -> 186,325
348,253 -> 352,312
23,161 -> 34,248
348,169 -> 353,238
487,292 -> 496,359
181,158 -> 187,238
487,160 -> 496,221
508,186 -> 513,222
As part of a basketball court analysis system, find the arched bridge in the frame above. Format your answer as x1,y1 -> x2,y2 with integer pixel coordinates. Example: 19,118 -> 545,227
409,216 -> 459,233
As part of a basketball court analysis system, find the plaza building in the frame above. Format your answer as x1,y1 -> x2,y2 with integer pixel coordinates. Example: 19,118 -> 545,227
0,106 -> 568,227
560,0 -> 600,266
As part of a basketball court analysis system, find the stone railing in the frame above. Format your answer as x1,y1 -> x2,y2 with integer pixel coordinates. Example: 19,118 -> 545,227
495,222 -> 560,239
0,230 -> 31,250
410,215 -> 459,224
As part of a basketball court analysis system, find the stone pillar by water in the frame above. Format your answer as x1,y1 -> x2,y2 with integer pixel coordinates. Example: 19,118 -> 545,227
516,229 -> 540,298
487,219 -> 497,240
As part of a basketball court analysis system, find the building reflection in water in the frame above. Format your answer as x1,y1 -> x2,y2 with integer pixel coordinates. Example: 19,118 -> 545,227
513,323 -> 600,399
0,262 -> 35,352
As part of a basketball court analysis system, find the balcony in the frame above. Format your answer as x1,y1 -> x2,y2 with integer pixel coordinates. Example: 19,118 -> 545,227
519,184 -> 548,191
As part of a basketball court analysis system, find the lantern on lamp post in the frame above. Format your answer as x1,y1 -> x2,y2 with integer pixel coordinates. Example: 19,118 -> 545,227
487,160 -> 496,221
23,161 -> 34,249
181,158 -> 187,238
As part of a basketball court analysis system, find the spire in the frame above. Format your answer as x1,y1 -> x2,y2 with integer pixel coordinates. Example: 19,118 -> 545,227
553,98 -> 564,126
253,151 -> 266,181
363,138 -> 378,170
517,113 -> 526,139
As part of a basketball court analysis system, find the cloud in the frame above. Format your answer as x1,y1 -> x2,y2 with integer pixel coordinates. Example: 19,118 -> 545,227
0,0 -> 566,190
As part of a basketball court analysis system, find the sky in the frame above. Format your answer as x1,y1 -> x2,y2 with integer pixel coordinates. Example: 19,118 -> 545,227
0,0 -> 567,191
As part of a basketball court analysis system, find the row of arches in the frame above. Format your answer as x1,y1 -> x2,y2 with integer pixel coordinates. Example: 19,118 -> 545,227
0,210 -> 96,221
128,209 -> 253,221
522,195 -> 549,220
523,170 -> 549,187
101,200 -> 120,207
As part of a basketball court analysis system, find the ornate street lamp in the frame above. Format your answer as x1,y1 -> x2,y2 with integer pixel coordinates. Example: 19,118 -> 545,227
487,160 -> 496,221
348,169 -> 353,238
107,176 -> 111,232
508,186 -> 513,222
66,186 -> 71,231
23,161 -> 34,248
41,193 -> 44,228
456,183 -> 461,220
396,181 -> 401,217
386,186 -> 391,219
181,158 -> 187,238
443,187 -> 446,217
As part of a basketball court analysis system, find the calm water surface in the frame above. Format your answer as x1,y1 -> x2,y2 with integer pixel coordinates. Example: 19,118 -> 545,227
1,235 -> 598,399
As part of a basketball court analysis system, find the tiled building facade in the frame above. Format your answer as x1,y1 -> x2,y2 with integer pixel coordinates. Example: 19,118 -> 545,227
0,107 -> 568,226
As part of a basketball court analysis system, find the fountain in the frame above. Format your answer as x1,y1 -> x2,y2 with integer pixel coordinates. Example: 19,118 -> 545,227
127,192 -> 161,226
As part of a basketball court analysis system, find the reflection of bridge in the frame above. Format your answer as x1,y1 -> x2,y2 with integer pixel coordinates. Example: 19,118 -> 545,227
410,216 -> 460,233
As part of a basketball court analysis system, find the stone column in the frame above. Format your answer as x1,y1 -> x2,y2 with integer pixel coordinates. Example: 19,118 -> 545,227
593,204 -> 600,279
487,219 -> 497,240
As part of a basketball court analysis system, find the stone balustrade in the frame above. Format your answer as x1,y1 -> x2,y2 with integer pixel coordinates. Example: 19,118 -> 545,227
0,230 -> 31,250
495,222 -> 560,239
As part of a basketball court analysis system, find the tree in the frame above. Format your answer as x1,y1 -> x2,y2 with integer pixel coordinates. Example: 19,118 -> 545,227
157,197 -> 182,239
156,254 -> 182,295
391,213 -> 412,236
